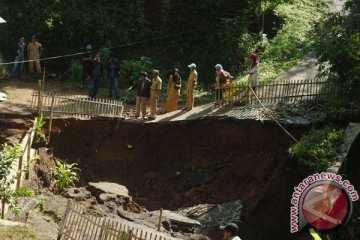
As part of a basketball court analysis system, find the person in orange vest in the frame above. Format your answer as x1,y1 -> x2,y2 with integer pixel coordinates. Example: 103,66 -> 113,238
183,63 -> 198,111
164,68 -> 181,113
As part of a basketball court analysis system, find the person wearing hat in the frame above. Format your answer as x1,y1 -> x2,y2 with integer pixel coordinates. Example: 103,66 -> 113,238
82,44 -> 93,88
149,70 -> 162,120
27,35 -> 43,80
183,63 -> 198,111
220,223 -> 242,240
164,68 -> 181,113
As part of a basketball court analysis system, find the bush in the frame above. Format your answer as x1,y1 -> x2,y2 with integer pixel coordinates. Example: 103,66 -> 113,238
51,158 -> 80,193
291,127 -> 344,172
120,57 -> 153,86
65,59 -> 83,83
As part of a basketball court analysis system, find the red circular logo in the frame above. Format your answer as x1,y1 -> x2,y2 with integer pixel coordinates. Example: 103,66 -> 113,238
301,182 -> 350,230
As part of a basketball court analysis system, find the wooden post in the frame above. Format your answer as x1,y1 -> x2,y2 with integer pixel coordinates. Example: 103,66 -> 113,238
57,199 -> 71,240
16,152 -> 24,189
25,130 -> 32,179
37,80 -> 42,116
47,94 -> 55,143
157,208 -> 163,231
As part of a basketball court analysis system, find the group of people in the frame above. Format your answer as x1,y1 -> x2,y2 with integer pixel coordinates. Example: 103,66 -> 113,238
11,36 -> 43,80
80,44 -> 259,120
81,45 -> 120,99
126,63 -> 198,120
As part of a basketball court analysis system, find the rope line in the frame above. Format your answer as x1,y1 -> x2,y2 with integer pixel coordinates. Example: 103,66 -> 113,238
249,85 -> 299,143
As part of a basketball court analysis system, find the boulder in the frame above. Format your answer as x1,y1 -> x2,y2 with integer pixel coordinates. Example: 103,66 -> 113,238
87,182 -> 129,199
151,210 -> 201,233
64,187 -> 92,201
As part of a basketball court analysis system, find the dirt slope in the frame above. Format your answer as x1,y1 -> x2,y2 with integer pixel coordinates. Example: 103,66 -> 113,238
48,118 -> 313,240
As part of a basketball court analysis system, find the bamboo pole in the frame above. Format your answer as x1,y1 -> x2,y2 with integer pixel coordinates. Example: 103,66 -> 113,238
47,94 -> 55,143
157,208 -> 163,231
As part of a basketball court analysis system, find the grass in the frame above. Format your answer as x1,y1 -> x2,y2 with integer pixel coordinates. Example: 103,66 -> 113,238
0,225 -> 44,240
291,126 -> 344,171
236,0 -> 327,85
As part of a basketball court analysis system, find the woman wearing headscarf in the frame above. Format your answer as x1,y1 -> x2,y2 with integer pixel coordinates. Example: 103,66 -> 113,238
164,68 -> 181,113
242,53 -> 259,102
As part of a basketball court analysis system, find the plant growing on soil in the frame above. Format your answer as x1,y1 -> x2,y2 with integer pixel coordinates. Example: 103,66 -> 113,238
32,114 -> 46,143
0,143 -> 26,219
291,127 -> 344,171
35,196 -> 48,213
14,187 -> 35,198
51,158 -> 80,193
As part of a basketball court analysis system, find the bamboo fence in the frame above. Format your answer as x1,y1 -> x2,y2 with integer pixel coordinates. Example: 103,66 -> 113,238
31,91 -> 124,119
57,200 -> 175,240
214,78 -> 336,107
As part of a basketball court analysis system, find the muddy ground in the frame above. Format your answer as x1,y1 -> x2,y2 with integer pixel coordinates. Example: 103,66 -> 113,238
48,118 -> 314,240
0,117 -> 31,145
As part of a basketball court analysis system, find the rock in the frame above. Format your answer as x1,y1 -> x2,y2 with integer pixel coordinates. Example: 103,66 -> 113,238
151,210 -> 201,233
42,195 -> 68,223
0,219 -> 26,226
99,193 -> 117,203
64,187 -> 92,201
87,182 -> 129,199
117,208 -> 136,222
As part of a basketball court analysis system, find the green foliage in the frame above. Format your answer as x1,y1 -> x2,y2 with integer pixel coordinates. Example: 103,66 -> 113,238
119,91 -> 136,105
120,57 -> 153,86
315,0 -> 360,109
35,196 -> 48,213
0,143 -> 24,219
65,59 -> 82,84
14,187 -> 35,198
258,0 -> 326,83
51,158 -> 80,193
291,127 -> 344,171
31,114 -> 46,143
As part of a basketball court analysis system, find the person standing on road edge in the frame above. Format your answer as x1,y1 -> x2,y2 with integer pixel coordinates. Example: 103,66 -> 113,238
27,36 -> 43,80
127,72 -> 152,119
88,53 -> 103,98
82,44 -> 93,89
164,68 -> 181,113
107,54 -> 120,99
11,36 -> 26,79
220,223 -> 242,240
183,63 -> 197,111
149,70 -> 162,120
244,53 -> 259,100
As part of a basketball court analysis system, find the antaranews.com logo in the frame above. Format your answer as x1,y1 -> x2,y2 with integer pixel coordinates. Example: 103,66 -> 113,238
290,172 -> 359,233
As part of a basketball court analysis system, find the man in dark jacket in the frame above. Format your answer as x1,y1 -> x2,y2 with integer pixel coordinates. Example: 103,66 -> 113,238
107,55 -> 120,98
82,44 -> 93,88
127,72 -> 152,119
88,53 -> 103,98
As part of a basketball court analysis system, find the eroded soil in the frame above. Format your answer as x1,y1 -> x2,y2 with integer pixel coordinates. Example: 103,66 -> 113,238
48,118 -> 314,240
